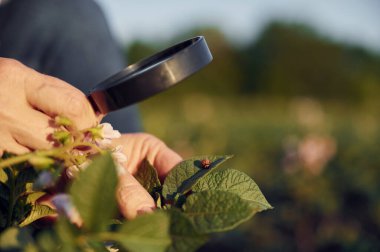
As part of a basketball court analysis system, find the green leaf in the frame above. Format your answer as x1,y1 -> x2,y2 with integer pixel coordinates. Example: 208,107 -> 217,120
24,243 -> 39,252
70,153 -> 118,233
155,192 -> 162,208
0,169 -> 7,183
183,191 -> 253,233
15,168 -> 37,196
0,227 -> 21,249
36,231 -> 60,252
116,211 -> 171,252
167,209 -> 208,252
19,204 -> 56,227
0,227 -> 33,249
193,169 -> 272,212
55,219 -> 81,251
109,219 -> 123,225
3,167 -> 13,183
25,192 -> 46,205
0,208 -> 6,230
12,198 -> 32,226
87,241 -> 111,252
162,155 -> 232,201
135,159 -> 161,194
25,183 -> 34,193
0,182 -> 9,201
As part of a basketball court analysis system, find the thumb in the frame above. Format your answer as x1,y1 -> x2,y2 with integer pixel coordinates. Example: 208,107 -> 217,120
117,171 -> 156,219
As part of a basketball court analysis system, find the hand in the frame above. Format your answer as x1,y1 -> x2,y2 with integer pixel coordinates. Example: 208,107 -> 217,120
0,58 -> 98,154
112,133 -> 182,219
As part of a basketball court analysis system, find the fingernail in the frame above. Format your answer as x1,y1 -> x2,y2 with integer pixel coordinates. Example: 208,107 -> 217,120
137,206 -> 155,216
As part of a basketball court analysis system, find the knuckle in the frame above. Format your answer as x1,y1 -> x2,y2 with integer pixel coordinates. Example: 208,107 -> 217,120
141,133 -> 167,151
12,125 -> 51,150
44,75 -> 69,89
0,109 -> 15,125
0,58 -> 30,91
141,133 -> 159,142
65,91 -> 89,116
63,91 -> 95,127
0,58 -> 22,72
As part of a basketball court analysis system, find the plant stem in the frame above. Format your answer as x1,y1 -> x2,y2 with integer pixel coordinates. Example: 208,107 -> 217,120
6,168 -> 15,227
72,142 -> 105,154
0,153 -> 34,170
0,131 -> 105,170
0,147 -> 67,170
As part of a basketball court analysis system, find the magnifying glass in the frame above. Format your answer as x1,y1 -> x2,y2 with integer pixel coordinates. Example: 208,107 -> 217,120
88,36 -> 212,114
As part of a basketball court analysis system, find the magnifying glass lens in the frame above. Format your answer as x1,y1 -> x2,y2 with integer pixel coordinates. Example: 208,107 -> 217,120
88,36 -> 212,114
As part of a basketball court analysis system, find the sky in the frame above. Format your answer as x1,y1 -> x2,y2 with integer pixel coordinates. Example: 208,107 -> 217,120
95,0 -> 380,52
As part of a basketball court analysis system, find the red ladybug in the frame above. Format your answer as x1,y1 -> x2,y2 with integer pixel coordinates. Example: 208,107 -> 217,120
201,159 -> 211,169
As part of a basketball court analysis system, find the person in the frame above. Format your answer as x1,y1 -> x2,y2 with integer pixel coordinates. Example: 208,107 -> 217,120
0,0 -> 182,219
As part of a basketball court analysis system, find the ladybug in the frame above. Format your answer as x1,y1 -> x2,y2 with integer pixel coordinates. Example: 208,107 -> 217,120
201,159 -> 211,169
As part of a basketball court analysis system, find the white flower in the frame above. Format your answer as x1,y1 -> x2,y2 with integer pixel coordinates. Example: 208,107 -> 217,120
51,194 -> 83,227
91,123 -> 121,149
66,160 -> 91,179
298,134 -> 336,175
78,160 -> 92,170
100,123 -> 121,139
112,145 -> 127,175
105,243 -> 119,252
93,123 -> 121,148
66,165 -> 79,179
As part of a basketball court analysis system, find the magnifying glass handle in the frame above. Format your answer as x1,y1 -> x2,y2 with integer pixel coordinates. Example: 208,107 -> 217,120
87,95 -> 102,114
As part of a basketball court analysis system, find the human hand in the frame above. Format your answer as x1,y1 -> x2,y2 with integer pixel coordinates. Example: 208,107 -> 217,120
0,58 -> 98,154
112,133 -> 182,219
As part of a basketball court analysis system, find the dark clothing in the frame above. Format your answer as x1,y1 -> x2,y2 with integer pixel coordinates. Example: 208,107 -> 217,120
0,0 -> 141,132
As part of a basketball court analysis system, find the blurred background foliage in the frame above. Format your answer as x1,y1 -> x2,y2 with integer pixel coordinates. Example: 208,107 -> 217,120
127,22 -> 380,251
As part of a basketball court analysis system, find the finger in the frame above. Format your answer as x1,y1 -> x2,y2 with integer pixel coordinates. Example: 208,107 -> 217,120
9,108 -> 54,150
0,131 -> 30,155
96,112 -> 105,123
148,143 -> 183,178
25,73 -> 97,130
117,171 -> 156,219
113,134 -> 182,178
140,134 -> 182,178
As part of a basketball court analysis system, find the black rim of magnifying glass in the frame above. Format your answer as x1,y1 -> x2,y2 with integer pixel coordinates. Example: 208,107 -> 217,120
88,36 -> 212,114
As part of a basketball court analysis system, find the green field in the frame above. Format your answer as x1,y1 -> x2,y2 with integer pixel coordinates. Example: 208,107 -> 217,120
140,93 -> 380,251
128,19 -> 380,252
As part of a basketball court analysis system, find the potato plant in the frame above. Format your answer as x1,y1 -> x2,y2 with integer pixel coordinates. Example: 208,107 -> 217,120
0,117 -> 271,252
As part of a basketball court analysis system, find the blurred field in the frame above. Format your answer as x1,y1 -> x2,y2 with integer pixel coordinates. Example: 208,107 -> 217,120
139,93 -> 380,251
130,21 -> 380,252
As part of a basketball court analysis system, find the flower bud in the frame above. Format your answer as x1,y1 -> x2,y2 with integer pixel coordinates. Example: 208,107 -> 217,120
87,126 -> 103,139
51,194 -> 83,227
29,156 -> 55,170
54,116 -> 73,127
52,131 -> 72,145
33,171 -> 55,190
